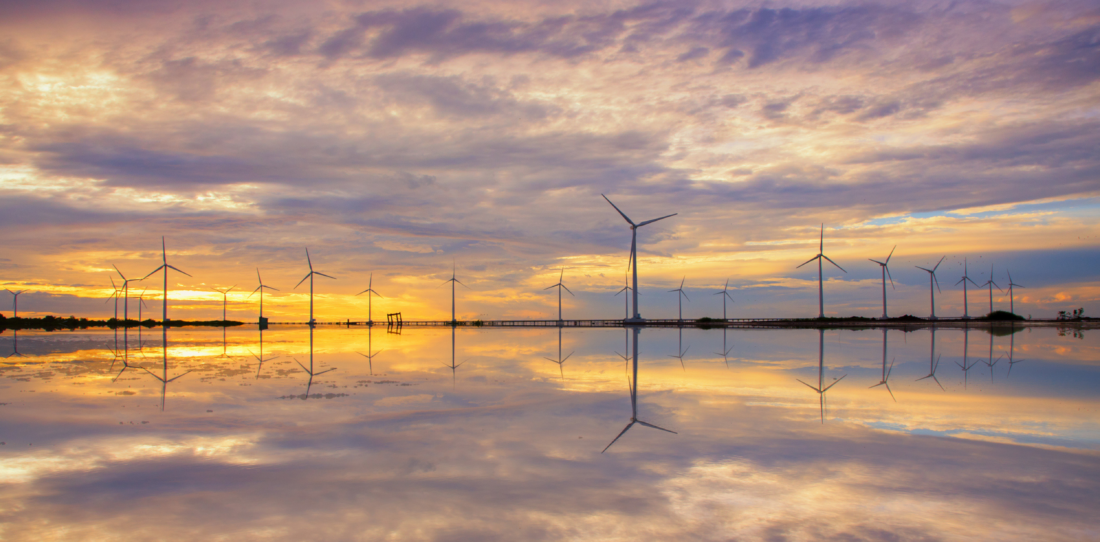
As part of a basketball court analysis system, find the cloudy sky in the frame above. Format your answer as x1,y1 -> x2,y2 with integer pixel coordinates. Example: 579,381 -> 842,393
1,0 -> 1098,321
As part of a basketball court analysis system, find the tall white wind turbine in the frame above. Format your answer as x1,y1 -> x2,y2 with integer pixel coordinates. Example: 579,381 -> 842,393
982,264 -> 1002,315
142,237 -> 192,326
712,279 -> 734,320
356,272 -> 384,326
796,224 -> 846,319
868,246 -> 895,319
5,289 -> 26,318
294,248 -> 335,326
955,258 -> 980,319
249,268 -> 279,325
543,267 -> 574,323
1006,271 -> 1024,315
668,276 -> 690,321
601,194 -> 676,321
915,256 -> 945,319
112,264 -> 143,323
212,285 -> 236,321
442,261 -> 466,325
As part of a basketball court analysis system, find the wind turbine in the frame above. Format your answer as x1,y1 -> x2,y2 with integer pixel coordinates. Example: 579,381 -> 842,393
668,277 -> 690,321
601,194 -> 677,321
1006,271 -> 1024,315
5,289 -> 26,318
916,327 -> 944,390
668,327 -> 689,371
295,326 -> 334,397
112,264 -> 142,324
356,272 -> 384,326
357,326 -> 383,376
442,261 -> 466,325
106,277 -> 120,321
982,264 -> 1002,315
543,267 -> 574,323
543,327 -> 573,380
915,256 -> 945,319
142,237 -> 192,326
136,289 -> 149,323
603,326 -> 677,453
955,258 -> 979,319
868,246 -> 895,319
212,285 -> 236,322
868,329 -> 896,401
249,268 -> 278,327
797,329 -> 846,423
614,268 -> 634,319
796,224 -> 846,319
294,248 -> 335,326
712,279 -> 734,320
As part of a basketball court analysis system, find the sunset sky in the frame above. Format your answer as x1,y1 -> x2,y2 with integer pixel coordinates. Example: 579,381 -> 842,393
1,0 -> 1098,321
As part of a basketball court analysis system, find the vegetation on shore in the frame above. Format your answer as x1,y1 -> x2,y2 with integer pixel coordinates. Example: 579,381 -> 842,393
0,314 -> 244,331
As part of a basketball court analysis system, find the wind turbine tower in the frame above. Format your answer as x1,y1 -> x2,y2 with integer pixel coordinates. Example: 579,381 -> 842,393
5,289 -> 26,318
796,224 -> 846,319
982,264 -> 1002,315
356,272 -> 384,326
868,246 -> 895,319
142,237 -> 192,326
669,277 -> 690,321
1006,271 -> 1025,315
249,269 -> 279,326
713,279 -> 734,320
543,268 -> 574,323
955,258 -> 979,319
212,285 -> 236,321
442,262 -> 466,325
915,256 -> 945,319
601,194 -> 676,322
294,248 -> 335,326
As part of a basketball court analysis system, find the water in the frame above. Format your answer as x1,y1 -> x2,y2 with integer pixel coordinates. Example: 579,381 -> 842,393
0,325 -> 1097,540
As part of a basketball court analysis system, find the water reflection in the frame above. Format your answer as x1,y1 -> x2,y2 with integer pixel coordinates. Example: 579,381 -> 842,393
543,327 -> 572,380
796,329 -> 847,423
869,328 -> 896,401
140,327 -> 191,410
916,327 -> 944,389
294,326 -> 334,397
668,326 -> 689,370
603,326 -> 678,453
356,326 -> 383,376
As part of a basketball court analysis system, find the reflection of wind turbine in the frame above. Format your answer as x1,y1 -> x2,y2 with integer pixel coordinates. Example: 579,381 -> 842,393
248,326 -> 278,379
796,224 -> 846,319
113,264 -> 142,324
982,264 -> 1002,315
249,268 -> 279,326
356,272 -> 384,326
955,258 -> 979,319
4,330 -> 22,358
212,285 -> 236,321
713,328 -> 733,368
956,328 -> 976,389
669,277 -> 690,321
868,329 -> 896,401
294,248 -> 335,327
544,268 -> 574,323
602,194 -> 676,322
1006,271 -> 1024,315
141,327 -> 190,410
295,326 -> 335,397
797,329 -> 846,423
915,256 -> 945,319
1006,325 -> 1026,376
543,327 -> 573,380
668,327 -> 689,371
443,326 -> 467,388
603,326 -> 677,453
442,261 -> 467,325
4,289 -> 26,318
868,246 -> 895,319
712,279 -> 734,320
916,327 -> 944,390
357,326 -> 383,376
142,237 -> 192,326
982,331 -> 1000,382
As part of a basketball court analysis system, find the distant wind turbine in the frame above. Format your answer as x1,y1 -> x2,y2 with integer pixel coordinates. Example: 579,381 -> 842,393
248,268 -> 278,326
868,329 -> 895,401
955,258 -> 980,319
982,264 -> 1002,315
355,272 -> 384,326
441,261 -> 467,325
603,326 -> 677,453
1006,271 -> 1024,315
712,279 -> 734,320
543,268 -> 574,323
212,286 -> 236,322
602,194 -> 676,321
796,224 -> 846,319
668,277 -> 690,321
797,329 -> 846,423
868,246 -> 895,319
294,248 -> 335,326
112,264 -> 142,324
915,256 -> 945,319
5,289 -> 26,318
106,277 -> 120,321
614,276 -> 633,319
142,237 -> 192,326
136,289 -> 149,323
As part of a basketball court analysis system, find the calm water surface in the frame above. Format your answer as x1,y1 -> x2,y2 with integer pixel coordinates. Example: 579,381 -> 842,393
0,325 -> 1097,541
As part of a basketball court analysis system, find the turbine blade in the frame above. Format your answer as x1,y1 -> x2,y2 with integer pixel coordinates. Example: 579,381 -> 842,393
796,255 -> 821,269
885,267 -> 894,289
545,284 -> 558,291
305,248 -> 313,271
885,245 -> 895,264
601,421 -> 635,453
932,256 -> 945,272
822,255 -> 846,272
167,265 -> 193,277
933,274 -> 941,293
142,265 -> 166,281
636,420 -> 677,434
821,374 -> 847,391
315,272 -> 335,279
636,213 -> 677,227
796,379 -> 820,392
601,194 -> 635,226
562,284 -> 574,296
113,264 -> 126,280
295,274 -> 311,289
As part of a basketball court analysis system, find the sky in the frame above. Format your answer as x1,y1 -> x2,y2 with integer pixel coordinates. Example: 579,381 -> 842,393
0,0 -> 1098,322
